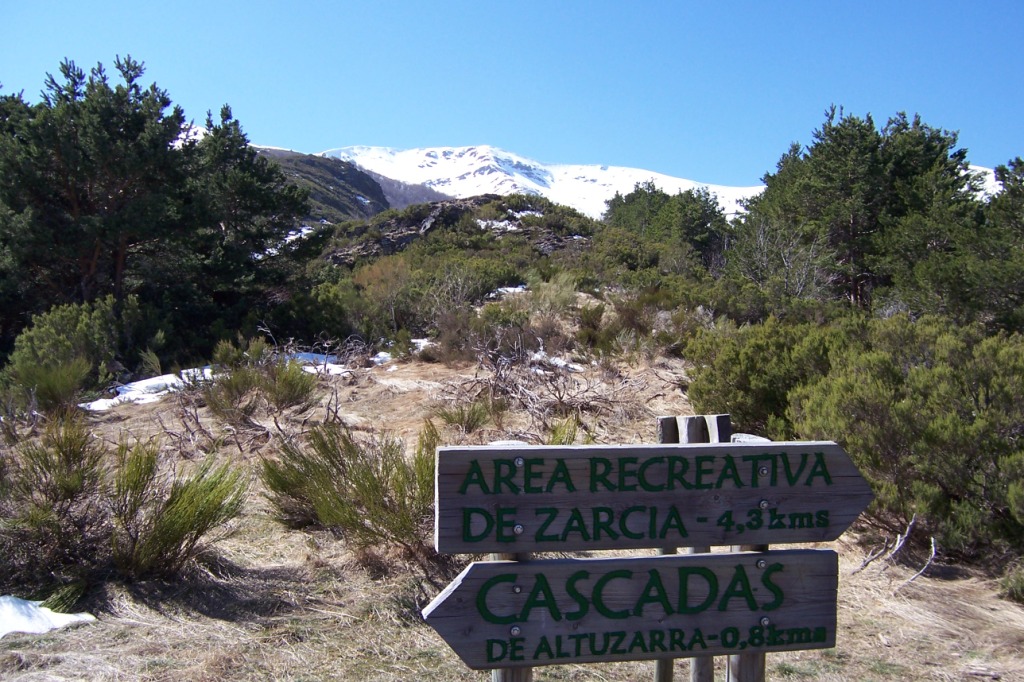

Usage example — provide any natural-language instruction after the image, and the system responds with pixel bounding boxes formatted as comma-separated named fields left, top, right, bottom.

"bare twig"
left=852, top=538, right=894, bottom=575
left=882, top=514, right=917, bottom=570
left=897, top=536, right=937, bottom=591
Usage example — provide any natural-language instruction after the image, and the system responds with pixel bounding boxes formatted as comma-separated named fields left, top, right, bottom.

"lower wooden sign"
left=422, top=549, right=837, bottom=669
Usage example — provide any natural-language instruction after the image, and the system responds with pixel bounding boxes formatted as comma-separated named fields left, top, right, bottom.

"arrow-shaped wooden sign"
left=423, top=549, right=838, bottom=669
left=434, top=441, right=873, bottom=554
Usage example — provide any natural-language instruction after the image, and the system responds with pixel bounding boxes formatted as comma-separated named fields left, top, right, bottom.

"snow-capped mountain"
left=318, top=145, right=765, bottom=219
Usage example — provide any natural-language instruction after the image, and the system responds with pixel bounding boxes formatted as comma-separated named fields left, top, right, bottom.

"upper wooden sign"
left=434, top=441, right=873, bottom=554
left=422, top=549, right=838, bottom=669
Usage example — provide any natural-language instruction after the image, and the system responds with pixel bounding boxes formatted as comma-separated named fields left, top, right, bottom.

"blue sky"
left=2, top=1, right=1021, bottom=186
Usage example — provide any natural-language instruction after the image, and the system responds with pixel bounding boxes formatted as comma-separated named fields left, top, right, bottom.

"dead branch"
left=851, top=538, right=894, bottom=575
left=882, top=514, right=917, bottom=570
left=896, top=536, right=937, bottom=591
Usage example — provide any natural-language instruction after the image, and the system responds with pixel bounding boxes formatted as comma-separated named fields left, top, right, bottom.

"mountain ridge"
left=318, top=144, right=765, bottom=219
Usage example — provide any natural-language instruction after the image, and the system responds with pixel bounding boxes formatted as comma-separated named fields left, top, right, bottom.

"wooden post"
left=491, top=551, right=533, bottom=682
left=655, top=415, right=730, bottom=682
left=727, top=543, right=768, bottom=682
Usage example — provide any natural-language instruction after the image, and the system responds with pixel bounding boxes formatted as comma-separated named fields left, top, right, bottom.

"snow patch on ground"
left=0, top=596, right=96, bottom=638
left=81, top=368, right=215, bottom=411
left=80, top=346, right=442, bottom=412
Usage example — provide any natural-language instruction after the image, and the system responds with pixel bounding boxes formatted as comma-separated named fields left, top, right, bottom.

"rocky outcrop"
left=325, top=195, right=591, bottom=267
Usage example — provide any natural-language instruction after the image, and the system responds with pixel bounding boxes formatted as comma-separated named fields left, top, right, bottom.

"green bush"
left=261, top=420, right=441, bottom=584
left=262, top=360, right=318, bottom=412
left=111, top=444, right=249, bottom=580
left=11, top=357, right=92, bottom=415
left=999, top=563, right=1024, bottom=605
left=685, top=316, right=854, bottom=438
left=790, top=314, right=1024, bottom=556
left=434, top=400, right=490, bottom=435
left=1, top=415, right=249, bottom=593
left=203, top=366, right=262, bottom=425
left=0, top=417, right=107, bottom=589
left=203, top=337, right=319, bottom=424
left=5, top=295, right=138, bottom=393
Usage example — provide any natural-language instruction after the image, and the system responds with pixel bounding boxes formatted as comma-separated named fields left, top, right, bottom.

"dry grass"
left=3, top=357, right=1024, bottom=681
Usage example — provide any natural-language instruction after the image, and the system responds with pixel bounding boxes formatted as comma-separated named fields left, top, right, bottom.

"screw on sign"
left=422, top=549, right=838, bottom=669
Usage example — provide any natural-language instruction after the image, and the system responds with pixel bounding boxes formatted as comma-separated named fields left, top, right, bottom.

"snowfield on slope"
left=319, top=145, right=765, bottom=218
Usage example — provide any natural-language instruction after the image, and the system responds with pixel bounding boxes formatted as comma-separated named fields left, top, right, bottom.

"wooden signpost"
left=423, top=549, right=838, bottom=670
left=423, top=433, right=874, bottom=680
left=434, top=442, right=873, bottom=554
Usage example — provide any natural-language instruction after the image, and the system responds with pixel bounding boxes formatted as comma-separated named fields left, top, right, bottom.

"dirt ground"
left=3, top=357, right=1024, bottom=681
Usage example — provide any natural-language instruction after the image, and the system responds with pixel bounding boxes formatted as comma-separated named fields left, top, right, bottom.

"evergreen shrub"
left=1000, top=563, right=1024, bottom=605
left=112, top=443, right=249, bottom=580
left=0, top=415, right=249, bottom=593
left=685, top=316, right=850, bottom=438
left=3, top=296, right=140, bottom=413
left=0, top=417, right=107, bottom=589
left=261, top=421, right=441, bottom=582
left=790, top=315, right=1024, bottom=556
left=434, top=400, right=490, bottom=435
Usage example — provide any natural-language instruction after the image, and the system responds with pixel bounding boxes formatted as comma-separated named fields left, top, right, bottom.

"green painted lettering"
left=806, top=452, right=833, bottom=485
left=760, top=563, right=785, bottom=611
left=521, top=574, right=561, bottom=621
left=609, top=631, right=627, bottom=654
left=633, top=569, right=673, bottom=616
left=649, top=629, right=667, bottom=652
left=477, top=574, right=517, bottom=623
left=715, top=455, right=744, bottom=488
left=658, top=505, right=688, bottom=539
left=628, top=630, right=649, bottom=653
left=789, top=512, right=814, bottom=529
left=561, top=508, right=591, bottom=541
left=592, top=507, right=619, bottom=540
left=495, top=507, right=517, bottom=542
left=590, top=457, right=615, bottom=492
left=546, top=459, right=576, bottom=493
left=462, top=507, right=494, bottom=542
left=669, top=628, right=687, bottom=652
left=535, top=507, right=559, bottom=542
left=617, top=456, right=639, bottom=492
left=565, top=570, right=590, bottom=621
left=638, top=456, right=666, bottom=492
left=459, top=460, right=489, bottom=494
left=742, top=453, right=776, bottom=488
left=785, top=627, right=813, bottom=645
left=677, top=567, right=718, bottom=614
left=486, top=639, right=507, bottom=662
left=694, top=455, right=716, bottom=489
left=718, top=565, right=758, bottom=611
left=494, top=459, right=519, bottom=494
left=522, top=458, right=545, bottom=493
left=533, top=635, right=554, bottom=660
left=568, top=633, right=587, bottom=656
left=781, top=452, right=808, bottom=486
left=667, top=456, right=692, bottom=490
left=619, top=506, right=646, bottom=540
left=594, top=570, right=633, bottom=619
